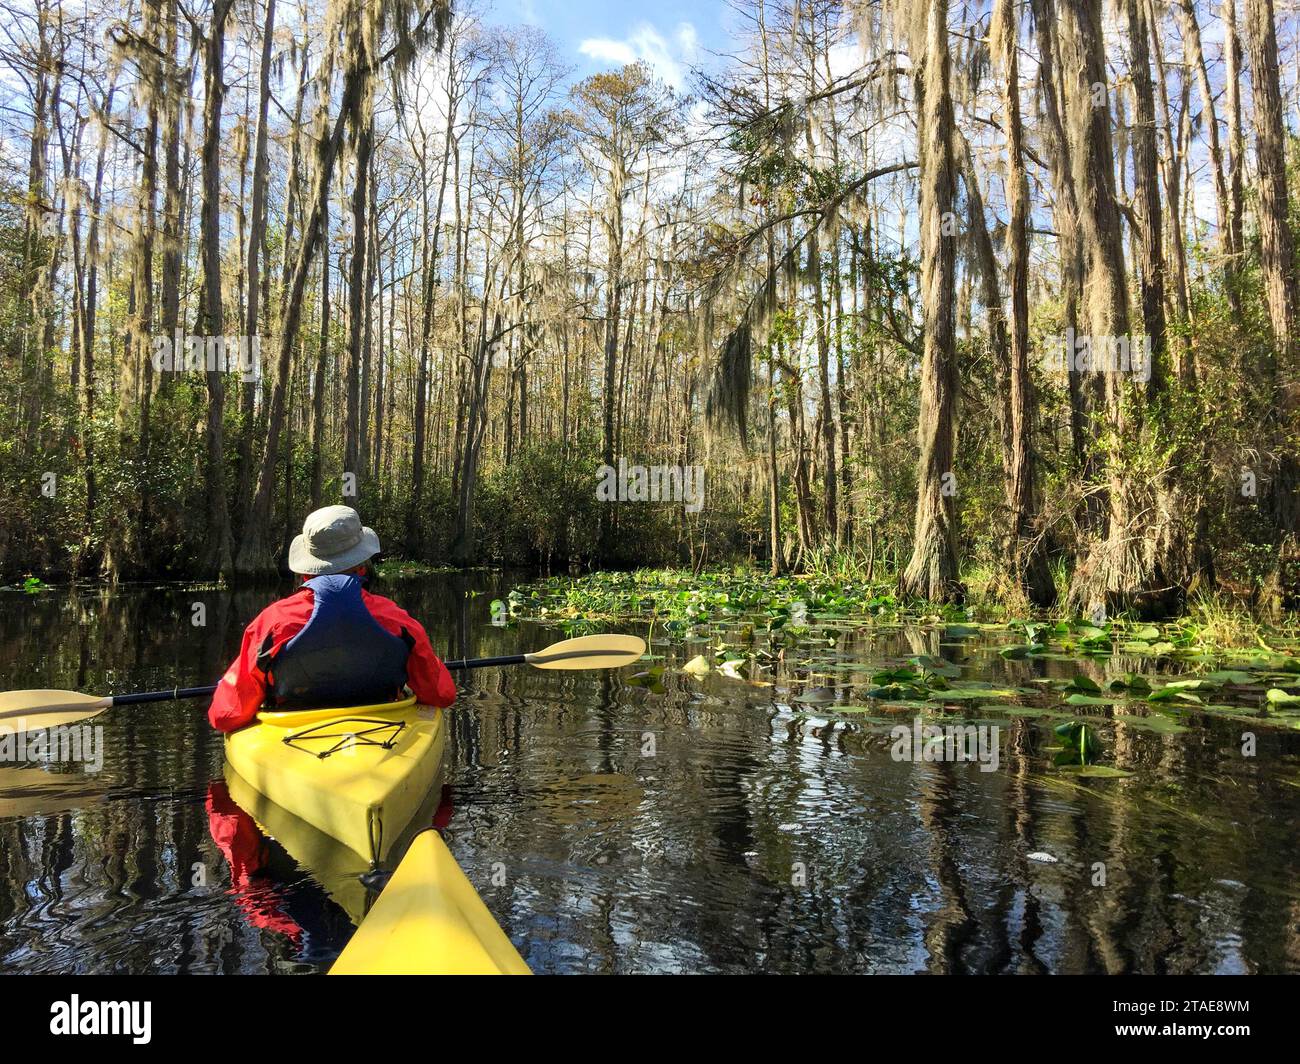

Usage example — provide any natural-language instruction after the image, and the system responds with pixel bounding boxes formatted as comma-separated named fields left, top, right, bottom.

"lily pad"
left=1115, top=712, right=1191, bottom=734
left=999, top=643, right=1046, bottom=659
left=1064, top=692, right=1124, bottom=706
left=871, top=666, right=922, bottom=684
left=1146, top=686, right=1202, bottom=704
left=910, top=655, right=962, bottom=678
left=1204, top=670, right=1259, bottom=685
left=927, top=686, right=1022, bottom=701
left=794, top=687, right=839, bottom=704
left=1109, top=673, right=1152, bottom=693
left=863, top=683, right=928, bottom=701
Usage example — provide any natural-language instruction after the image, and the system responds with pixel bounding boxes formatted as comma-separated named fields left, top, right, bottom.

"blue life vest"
left=268, top=574, right=411, bottom=709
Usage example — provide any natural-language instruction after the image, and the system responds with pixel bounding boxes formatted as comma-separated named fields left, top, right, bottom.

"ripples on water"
left=1, top=574, right=1298, bottom=973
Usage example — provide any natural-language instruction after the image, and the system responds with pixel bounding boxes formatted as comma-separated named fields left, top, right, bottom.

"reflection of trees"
left=915, top=762, right=975, bottom=972
left=0, top=584, right=319, bottom=972
left=998, top=720, right=1046, bottom=973
left=2, top=577, right=1298, bottom=974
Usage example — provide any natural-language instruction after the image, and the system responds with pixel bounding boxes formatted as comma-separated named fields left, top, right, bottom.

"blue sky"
left=497, top=0, right=733, bottom=90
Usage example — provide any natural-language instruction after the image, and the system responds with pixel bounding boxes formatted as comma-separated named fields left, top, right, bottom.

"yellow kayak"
left=223, top=694, right=529, bottom=974
left=224, top=694, right=446, bottom=866
left=330, top=828, right=531, bottom=975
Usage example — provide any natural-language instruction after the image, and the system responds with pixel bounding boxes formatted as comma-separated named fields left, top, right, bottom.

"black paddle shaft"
left=114, top=685, right=218, bottom=706
left=106, top=654, right=524, bottom=706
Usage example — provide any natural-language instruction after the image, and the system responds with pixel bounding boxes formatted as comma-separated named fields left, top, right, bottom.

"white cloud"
left=578, top=21, right=699, bottom=90
left=579, top=38, right=639, bottom=66
left=675, top=23, right=699, bottom=59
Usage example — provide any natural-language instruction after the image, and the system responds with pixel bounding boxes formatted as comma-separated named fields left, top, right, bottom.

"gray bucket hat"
left=287, top=505, right=381, bottom=576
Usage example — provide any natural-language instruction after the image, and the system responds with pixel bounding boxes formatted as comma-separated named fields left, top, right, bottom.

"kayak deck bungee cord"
left=223, top=694, right=446, bottom=868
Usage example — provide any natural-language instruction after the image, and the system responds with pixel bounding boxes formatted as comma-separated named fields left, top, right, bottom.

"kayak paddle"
left=444, top=633, right=646, bottom=670
left=0, top=633, right=647, bottom=731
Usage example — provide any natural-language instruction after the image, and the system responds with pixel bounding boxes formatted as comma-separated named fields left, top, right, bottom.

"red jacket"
left=208, top=585, right=457, bottom=732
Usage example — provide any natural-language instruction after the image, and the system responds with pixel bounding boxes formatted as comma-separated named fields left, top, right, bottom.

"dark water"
left=2, top=573, right=1298, bottom=974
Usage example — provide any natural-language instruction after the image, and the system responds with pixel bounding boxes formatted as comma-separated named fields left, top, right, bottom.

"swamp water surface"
left=1, top=572, right=1298, bottom=974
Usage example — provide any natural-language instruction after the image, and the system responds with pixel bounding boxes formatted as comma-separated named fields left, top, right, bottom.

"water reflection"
left=1, top=574, right=1298, bottom=973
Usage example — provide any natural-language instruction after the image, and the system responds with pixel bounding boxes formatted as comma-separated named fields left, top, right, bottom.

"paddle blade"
left=0, top=690, right=112, bottom=729
left=525, top=634, right=647, bottom=670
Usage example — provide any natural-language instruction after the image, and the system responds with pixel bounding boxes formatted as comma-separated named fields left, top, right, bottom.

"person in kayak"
left=208, top=505, right=456, bottom=732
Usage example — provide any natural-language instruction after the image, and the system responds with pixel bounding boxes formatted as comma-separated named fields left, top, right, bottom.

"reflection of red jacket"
left=205, top=781, right=303, bottom=944
left=208, top=585, right=457, bottom=733
left=207, top=780, right=458, bottom=950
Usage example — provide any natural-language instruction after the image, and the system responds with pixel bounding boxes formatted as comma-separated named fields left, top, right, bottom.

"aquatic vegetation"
left=1114, top=712, right=1190, bottom=735
left=1052, top=721, right=1102, bottom=766
left=509, top=567, right=1300, bottom=753
left=375, top=560, right=461, bottom=580
left=507, top=568, right=901, bottom=627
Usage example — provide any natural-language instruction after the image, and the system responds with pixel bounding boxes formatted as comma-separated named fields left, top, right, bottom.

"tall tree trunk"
left=806, top=228, right=838, bottom=546
left=280, top=5, right=309, bottom=309
left=1063, top=0, right=1177, bottom=616
left=1144, top=0, right=1191, bottom=377
left=158, top=0, right=185, bottom=345
left=1243, top=0, right=1300, bottom=598
left=236, top=0, right=276, bottom=528
left=766, top=232, right=783, bottom=575
left=77, top=79, right=116, bottom=550
left=993, top=0, right=1055, bottom=605
left=360, top=162, right=378, bottom=474
left=1030, top=0, right=1093, bottom=521
left=1175, top=0, right=1232, bottom=307
left=310, top=197, right=330, bottom=509
left=1153, top=0, right=1214, bottom=587
left=600, top=206, right=623, bottom=562
left=899, top=0, right=960, bottom=603
left=1222, top=0, right=1247, bottom=319
left=1061, top=0, right=1130, bottom=612
left=1126, top=0, right=1167, bottom=374
left=17, top=0, right=51, bottom=425
left=343, top=14, right=375, bottom=483
left=199, top=0, right=234, bottom=580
